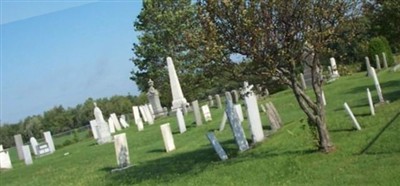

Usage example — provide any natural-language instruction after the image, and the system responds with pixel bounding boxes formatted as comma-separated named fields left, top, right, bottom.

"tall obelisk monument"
left=167, top=57, right=187, bottom=111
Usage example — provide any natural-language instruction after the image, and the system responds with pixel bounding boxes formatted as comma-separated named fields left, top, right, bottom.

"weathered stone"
left=138, top=105, right=148, bottom=123
left=370, top=67, right=385, bottom=103
left=167, top=57, right=188, bottom=111
left=234, top=104, right=244, bottom=122
left=219, top=112, right=227, bottom=132
left=22, top=145, right=32, bottom=165
left=176, top=108, right=187, bottom=133
left=225, top=96, right=249, bottom=152
left=192, top=100, right=203, bottom=126
left=367, top=88, right=375, bottom=116
left=0, top=146, right=12, bottom=169
left=147, top=79, right=166, bottom=117
left=232, top=90, right=239, bottom=104
left=114, top=133, right=130, bottom=168
left=330, top=57, right=340, bottom=78
left=375, top=54, right=381, bottom=70
left=108, top=117, right=116, bottom=134
left=111, top=113, right=122, bottom=131
left=322, top=91, right=327, bottom=106
left=132, top=106, right=144, bottom=131
left=206, top=132, right=228, bottom=161
left=208, top=95, right=214, bottom=107
left=94, top=103, right=112, bottom=144
left=119, top=115, right=130, bottom=128
left=241, top=82, right=264, bottom=143
left=201, top=105, right=212, bottom=122
left=215, top=94, right=222, bottom=109
left=382, top=52, right=388, bottom=69
left=14, top=134, right=24, bottom=160
left=30, top=137, right=39, bottom=155
left=344, top=102, right=361, bottom=130
left=144, top=105, right=154, bottom=125
left=43, top=131, right=55, bottom=153
left=160, top=123, right=176, bottom=152
left=90, top=120, right=99, bottom=139
left=365, top=56, right=372, bottom=76
left=300, top=73, right=307, bottom=90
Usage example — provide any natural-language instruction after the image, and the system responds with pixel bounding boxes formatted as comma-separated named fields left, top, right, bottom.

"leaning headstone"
left=367, top=88, right=375, bottom=116
left=192, top=100, right=203, bottom=126
left=160, top=123, right=176, bottom=152
left=225, top=96, right=249, bottom=152
left=119, top=115, right=130, bottom=128
left=321, top=91, right=327, bottom=106
left=43, top=131, right=55, bottom=153
left=111, top=113, right=122, bottom=131
left=215, top=94, right=222, bottom=109
left=93, top=102, right=112, bottom=144
left=219, top=112, right=228, bottom=131
left=266, top=102, right=283, bottom=128
left=232, top=90, right=239, bottom=104
left=234, top=104, right=244, bottom=122
left=108, top=117, right=116, bottom=134
left=365, top=56, right=372, bottom=76
left=132, top=106, right=144, bottom=131
left=113, top=133, right=131, bottom=170
left=22, top=145, right=32, bottom=165
left=241, top=81, right=264, bottom=143
left=176, top=108, right=187, bottom=134
left=370, top=67, right=385, bottom=103
left=260, top=104, right=267, bottom=113
left=300, top=73, right=307, bottom=90
left=382, top=52, right=388, bottom=69
left=30, top=137, right=39, bottom=155
left=167, top=57, right=188, bottom=112
left=344, top=102, right=361, bottom=130
left=144, top=105, right=154, bottom=125
left=138, top=105, right=148, bottom=123
left=375, top=54, right=381, bottom=70
left=206, top=132, right=228, bottom=161
left=330, top=57, right=340, bottom=78
left=90, top=120, right=99, bottom=139
left=0, top=146, right=12, bottom=169
left=208, top=95, right=214, bottom=107
left=14, top=134, right=24, bottom=160
left=201, top=105, right=212, bottom=122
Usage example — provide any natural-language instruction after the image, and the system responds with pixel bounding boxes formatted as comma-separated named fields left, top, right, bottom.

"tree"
left=199, top=0, right=363, bottom=153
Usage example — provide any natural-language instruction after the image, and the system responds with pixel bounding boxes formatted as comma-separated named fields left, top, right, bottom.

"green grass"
left=1, top=70, right=399, bottom=185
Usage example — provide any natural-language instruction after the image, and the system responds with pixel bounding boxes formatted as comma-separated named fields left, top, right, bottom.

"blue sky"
left=1, top=0, right=143, bottom=123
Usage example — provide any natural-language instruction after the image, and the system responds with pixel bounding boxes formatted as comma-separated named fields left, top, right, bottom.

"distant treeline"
left=0, top=94, right=148, bottom=148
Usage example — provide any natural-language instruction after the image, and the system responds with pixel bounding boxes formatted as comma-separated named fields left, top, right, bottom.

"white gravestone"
left=22, top=145, right=33, bottom=165
left=365, top=56, right=372, bottom=76
left=242, top=82, right=264, bottom=143
left=215, top=94, right=222, bottom=109
left=344, top=102, right=361, bottom=130
left=138, top=105, right=148, bottom=123
left=144, top=105, right=154, bottom=125
left=90, top=120, right=99, bottom=139
left=192, top=100, right=203, bottom=126
left=201, top=105, right=212, bottom=122
left=0, top=146, right=12, bottom=169
left=367, top=88, right=375, bottom=116
left=370, top=67, right=385, bottom=103
left=119, top=115, right=130, bottom=128
left=94, top=103, right=112, bottom=144
left=160, top=123, right=176, bottom=152
left=234, top=104, right=244, bottom=122
left=114, top=133, right=130, bottom=168
left=108, top=117, right=116, bottom=134
left=132, top=106, right=144, bottom=131
left=43, top=131, right=55, bottom=153
left=176, top=108, right=187, bottom=134
left=167, top=57, right=188, bottom=111
left=111, top=113, right=122, bottom=131
left=330, top=57, right=340, bottom=77
left=232, top=90, right=240, bottom=104
left=206, top=132, right=228, bottom=161
left=382, top=52, right=388, bottom=69
left=208, top=95, right=214, bottom=107
left=300, top=73, right=307, bottom=90
left=14, top=134, right=24, bottom=160
left=260, top=104, right=267, bottom=113
left=219, top=112, right=228, bottom=132
left=321, top=91, right=327, bottom=106
left=30, top=137, right=39, bottom=155
left=375, top=54, right=381, bottom=70
left=147, top=104, right=154, bottom=117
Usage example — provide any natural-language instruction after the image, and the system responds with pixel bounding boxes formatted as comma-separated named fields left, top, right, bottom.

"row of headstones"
left=0, top=132, right=56, bottom=169
left=90, top=110, right=132, bottom=145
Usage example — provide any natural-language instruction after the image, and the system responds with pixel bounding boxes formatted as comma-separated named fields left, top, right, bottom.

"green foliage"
left=368, top=36, right=395, bottom=68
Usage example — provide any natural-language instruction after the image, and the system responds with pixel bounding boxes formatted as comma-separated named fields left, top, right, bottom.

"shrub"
left=367, top=36, right=395, bottom=69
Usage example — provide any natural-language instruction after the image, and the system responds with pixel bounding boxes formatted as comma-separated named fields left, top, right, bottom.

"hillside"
left=1, top=70, right=399, bottom=185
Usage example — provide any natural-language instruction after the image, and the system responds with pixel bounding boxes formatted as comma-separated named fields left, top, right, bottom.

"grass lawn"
left=1, top=69, right=399, bottom=185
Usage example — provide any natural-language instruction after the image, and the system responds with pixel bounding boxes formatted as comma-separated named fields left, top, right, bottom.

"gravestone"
left=30, top=137, right=39, bottom=155
left=147, top=79, right=166, bottom=117
left=138, top=106, right=148, bottom=123
left=160, top=123, right=176, bottom=152
left=176, top=108, right=187, bottom=134
left=201, top=105, right=212, bottom=122
left=108, top=117, right=116, bottom=134
left=215, top=94, right=222, bottom=109
left=327, top=66, right=333, bottom=76
left=365, top=56, right=372, bottom=76
left=370, top=67, right=385, bottom=103
left=36, top=143, right=51, bottom=156
left=367, top=88, right=375, bottom=116
left=132, top=106, right=144, bottom=131
left=93, top=102, right=112, bottom=144
left=206, top=132, right=228, bottom=161
left=14, top=134, right=24, bottom=160
left=303, top=65, right=313, bottom=87
left=144, top=105, right=154, bottom=125
left=22, top=145, right=32, bottom=165
left=219, top=113, right=228, bottom=131
left=260, top=104, right=267, bottom=113
left=192, top=100, right=203, bottom=126
left=232, top=90, right=239, bottom=104
left=114, top=133, right=130, bottom=169
left=0, top=146, right=12, bottom=169
left=344, top=102, right=361, bottom=130
left=321, top=91, right=327, bottom=106
left=208, top=95, right=214, bottom=107
left=241, top=81, right=264, bottom=143
left=265, top=102, right=283, bottom=128
left=382, top=52, right=388, bottom=69
left=234, top=104, right=244, bottom=122
left=375, top=54, right=381, bottom=70
left=330, top=57, right=340, bottom=78
left=147, top=104, right=154, bottom=116
left=119, top=115, right=130, bottom=128
left=111, top=113, right=122, bottom=131
left=167, top=57, right=188, bottom=111
left=181, top=103, right=188, bottom=115
left=300, top=73, right=307, bottom=90
left=43, top=131, right=55, bottom=153
left=225, top=96, right=249, bottom=152
left=90, top=120, right=99, bottom=139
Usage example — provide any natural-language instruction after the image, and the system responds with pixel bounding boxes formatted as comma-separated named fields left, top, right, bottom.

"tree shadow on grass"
left=103, top=139, right=238, bottom=185
left=359, top=112, right=400, bottom=155
left=329, top=128, right=356, bottom=133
